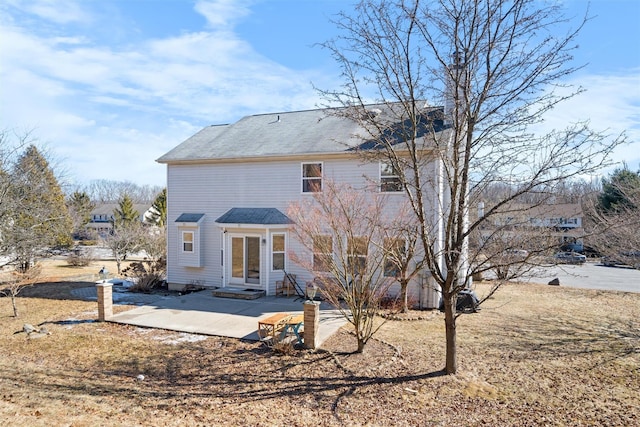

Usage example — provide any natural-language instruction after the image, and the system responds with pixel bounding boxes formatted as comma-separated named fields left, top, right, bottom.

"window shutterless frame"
left=380, top=161, right=402, bottom=192
left=182, top=230, right=194, bottom=253
left=302, top=162, right=323, bottom=193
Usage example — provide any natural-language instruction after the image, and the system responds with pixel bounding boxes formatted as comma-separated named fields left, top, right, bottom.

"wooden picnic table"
left=257, top=313, right=291, bottom=341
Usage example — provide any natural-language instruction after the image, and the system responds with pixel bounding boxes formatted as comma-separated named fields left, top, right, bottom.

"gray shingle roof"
left=215, top=208, right=292, bottom=225
left=175, top=213, right=205, bottom=223
left=156, top=105, right=445, bottom=163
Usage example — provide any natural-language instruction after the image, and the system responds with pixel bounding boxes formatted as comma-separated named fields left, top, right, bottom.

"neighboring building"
left=86, top=203, right=152, bottom=237
left=480, top=202, right=584, bottom=252
left=529, top=203, right=584, bottom=252
left=157, top=105, right=451, bottom=309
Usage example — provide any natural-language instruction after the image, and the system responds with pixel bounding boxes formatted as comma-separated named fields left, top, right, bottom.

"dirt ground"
left=0, top=264, right=638, bottom=426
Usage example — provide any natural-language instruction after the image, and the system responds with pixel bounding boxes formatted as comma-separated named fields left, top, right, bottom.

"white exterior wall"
left=165, top=156, right=442, bottom=307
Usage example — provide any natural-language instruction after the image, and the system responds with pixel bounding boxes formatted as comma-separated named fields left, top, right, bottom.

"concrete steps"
left=211, top=288, right=265, bottom=300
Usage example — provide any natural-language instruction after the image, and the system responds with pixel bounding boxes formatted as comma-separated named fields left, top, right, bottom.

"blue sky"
left=0, top=0, right=638, bottom=187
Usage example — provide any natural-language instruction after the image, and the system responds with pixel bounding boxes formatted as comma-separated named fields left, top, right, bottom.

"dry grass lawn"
left=0, top=264, right=638, bottom=426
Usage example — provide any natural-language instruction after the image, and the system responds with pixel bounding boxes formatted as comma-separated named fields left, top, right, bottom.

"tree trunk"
left=400, top=281, right=409, bottom=313
left=444, top=293, right=457, bottom=374
left=11, top=294, right=18, bottom=317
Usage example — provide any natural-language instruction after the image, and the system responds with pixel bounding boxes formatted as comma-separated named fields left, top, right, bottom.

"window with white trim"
left=380, top=161, right=402, bottom=192
left=182, top=231, right=194, bottom=253
left=302, top=162, right=323, bottom=193
left=347, top=236, right=368, bottom=275
left=272, top=233, right=285, bottom=271
left=383, top=237, right=406, bottom=277
left=313, top=234, right=333, bottom=272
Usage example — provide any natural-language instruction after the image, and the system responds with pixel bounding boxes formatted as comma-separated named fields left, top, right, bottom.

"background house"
left=157, top=106, right=449, bottom=309
left=478, top=202, right=585, bottom=253
left=86, top=203, right=152, bottom=238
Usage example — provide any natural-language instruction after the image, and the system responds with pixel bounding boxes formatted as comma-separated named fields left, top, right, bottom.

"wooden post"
left=303, top=301, right=320, bottom=349
left=96, top=282, right=113, bottom=321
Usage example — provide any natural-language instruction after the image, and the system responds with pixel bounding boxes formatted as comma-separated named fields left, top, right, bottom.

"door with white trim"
left=229, top=234, right=261, bottom=286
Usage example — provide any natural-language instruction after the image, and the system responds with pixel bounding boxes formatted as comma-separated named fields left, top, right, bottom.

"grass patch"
left=0, top=281, right=638, bottom=426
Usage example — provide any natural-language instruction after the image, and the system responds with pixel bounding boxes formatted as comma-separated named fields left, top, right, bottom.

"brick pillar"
left=303, top=301, right=320, bottom=349
left=96, top=282, right=113, bottom=321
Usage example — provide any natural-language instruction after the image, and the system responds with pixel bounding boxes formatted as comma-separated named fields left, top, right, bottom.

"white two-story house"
left=157, top=105, right=449, bottom=309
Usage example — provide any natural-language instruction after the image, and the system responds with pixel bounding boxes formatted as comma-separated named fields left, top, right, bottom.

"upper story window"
left=182, top=231, right=194, bottom=253
left=302, top=162, right=323, bottom=193
left=380, top=161, right=402, bottom=192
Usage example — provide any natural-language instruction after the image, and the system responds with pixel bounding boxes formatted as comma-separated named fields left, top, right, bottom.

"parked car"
left=601, top=251, right=640, bottom=269
left=553, top=251, right=586, bottom=264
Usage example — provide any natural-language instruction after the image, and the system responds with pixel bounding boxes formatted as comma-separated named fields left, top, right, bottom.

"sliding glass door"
left=230, top=235, right=261, bottom=286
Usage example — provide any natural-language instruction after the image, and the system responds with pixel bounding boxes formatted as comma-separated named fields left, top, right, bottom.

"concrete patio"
left=77, top=286, right=346, bottom=346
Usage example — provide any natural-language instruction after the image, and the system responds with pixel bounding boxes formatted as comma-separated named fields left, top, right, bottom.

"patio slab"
left=105, top=290, right=346, bottom=345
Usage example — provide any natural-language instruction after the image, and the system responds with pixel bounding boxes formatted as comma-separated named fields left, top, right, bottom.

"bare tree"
left=380, top=207, right=423, bottom=313
left=287, top=181, right=399, bottom=353
left=320, top=0, right=623, bottom=373
left=1, top=264, right=41, bottom=317
left=104, top=222, right=143, bottom=275
left=72, top=180, right=163, bottom=204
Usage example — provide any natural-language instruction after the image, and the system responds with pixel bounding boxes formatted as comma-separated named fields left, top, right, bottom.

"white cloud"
left=4, top=0, right=91, bottom=24
left=0, top=0, right=329, bottom=186
left=539, top=71, right=640, bottom=171
left=194, top=0, right=253, bottom=30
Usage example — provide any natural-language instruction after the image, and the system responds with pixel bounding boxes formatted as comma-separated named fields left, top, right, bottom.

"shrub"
left=66, top=249, right=94, bottom=267
left=123, top=258, right=166, bottom=293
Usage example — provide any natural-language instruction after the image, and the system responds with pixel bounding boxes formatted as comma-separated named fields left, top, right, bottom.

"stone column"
left=96, top=282, right=113, bottom=321
left=303, top=301, right=320, bottom=349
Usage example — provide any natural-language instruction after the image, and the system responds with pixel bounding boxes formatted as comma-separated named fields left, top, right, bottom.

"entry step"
left=212, top=288, right=265, bottom=300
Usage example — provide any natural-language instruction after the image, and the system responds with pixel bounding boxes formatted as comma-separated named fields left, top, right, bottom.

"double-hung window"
left=272, top=234, right=285, bottom=271
left=313, top=235, right=333, bottom=272
left=302, top=162, right=323, bottom=193
left=380, top=161, right=402, bottom=192
left=182, top=231, right=194, bottom=253
left=383, top=237, right=406, bottom=277
left=347, top=236, right=368, bottom=276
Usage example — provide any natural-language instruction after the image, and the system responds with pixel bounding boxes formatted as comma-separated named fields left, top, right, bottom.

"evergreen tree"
left=3, top=145, right=73, bottom=270
left=147, top=188, right=167, bottom=227
left=112, top=195, right=139, bottom=229
left=67, top=191, right=95, bottom=238
left=598, top=167, right=640, bottom=213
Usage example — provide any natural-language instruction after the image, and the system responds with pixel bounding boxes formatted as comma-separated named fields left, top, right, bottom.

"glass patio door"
left=230, top=235, right=261, bottom=286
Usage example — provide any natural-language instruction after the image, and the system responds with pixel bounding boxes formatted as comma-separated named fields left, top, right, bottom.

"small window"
left=380, top=161, right=402, bottom=192
left=347, top=236, right=368, bottom=275
left=313, top=234, right=333, bottom=272
left=182, top=231, right=194, bottom=253
left=272, top=234, right=285, bottom=271
left=302, top=162, right=323, bottom=193
left=384, top=237, right=406, bottom=277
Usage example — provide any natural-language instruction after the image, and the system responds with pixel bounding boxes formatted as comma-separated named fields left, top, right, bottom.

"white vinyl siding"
left=165, top=157, right=432, bottom=294
left=176, top=225, right=201, bottom=268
